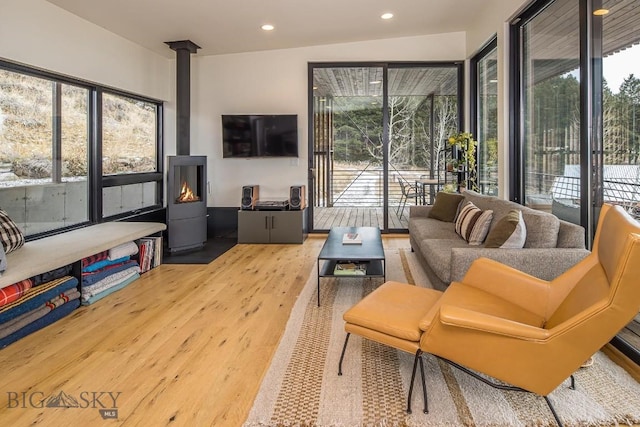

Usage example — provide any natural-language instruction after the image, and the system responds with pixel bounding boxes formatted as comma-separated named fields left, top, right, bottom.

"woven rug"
left=244, top=248, right=640, bottom=427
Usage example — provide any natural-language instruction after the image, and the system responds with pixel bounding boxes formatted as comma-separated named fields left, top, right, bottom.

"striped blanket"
left=0, top=297, right=80, bottom=348
left=1, top=279, right=33, bottom=308
left=0, top=276, right=78, bottom=325
left=0, top=289, right=80, bottom=339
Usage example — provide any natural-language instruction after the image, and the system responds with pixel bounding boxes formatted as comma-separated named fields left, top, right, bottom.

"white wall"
left=0, top=0, right=171, bottom=100
left=463, top=0, right=531, bottom=199
left=192, top=33, right=466, bottom=206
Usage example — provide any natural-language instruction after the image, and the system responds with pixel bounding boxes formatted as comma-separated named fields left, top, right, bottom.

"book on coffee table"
left=342, top=233, right=362, bottom=244
left=334, top=262, right=367, bottom=275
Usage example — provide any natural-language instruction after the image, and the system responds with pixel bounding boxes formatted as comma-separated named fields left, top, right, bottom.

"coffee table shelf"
left=318, top=260, right=385, bottom=278
left=317, top=227, right=386, bottom=306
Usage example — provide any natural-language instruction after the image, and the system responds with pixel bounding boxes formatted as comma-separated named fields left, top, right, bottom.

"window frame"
left=509, top=0, right=640, bottom=365
left=0, top=58, right=164, bottom=236
left=470, top=36, right=498, bottom=196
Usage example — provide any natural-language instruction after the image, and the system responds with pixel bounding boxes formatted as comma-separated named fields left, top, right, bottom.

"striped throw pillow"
left=0, top=209, right=25, bottom=253
left=455, top=201, right=493, bottom=245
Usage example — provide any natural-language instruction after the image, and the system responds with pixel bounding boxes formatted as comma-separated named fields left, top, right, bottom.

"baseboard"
left=603, top=343, right=640, bottom=382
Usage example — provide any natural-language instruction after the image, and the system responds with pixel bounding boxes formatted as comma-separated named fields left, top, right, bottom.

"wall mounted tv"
left=222, top=114, right=298, bottom=158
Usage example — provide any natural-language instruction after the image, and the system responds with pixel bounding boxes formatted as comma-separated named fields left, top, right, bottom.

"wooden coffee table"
left=317, top=226, right=386, bottom=306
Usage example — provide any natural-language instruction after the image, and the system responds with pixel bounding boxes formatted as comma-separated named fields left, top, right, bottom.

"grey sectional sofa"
left=408, top=190, right=590, bottom=291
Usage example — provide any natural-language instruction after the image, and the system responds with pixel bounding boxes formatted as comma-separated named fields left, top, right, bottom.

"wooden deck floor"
left=312, top=206, right=410, bottom=230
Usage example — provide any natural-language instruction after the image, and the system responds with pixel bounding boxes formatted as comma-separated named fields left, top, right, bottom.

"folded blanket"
left=82, top=256, right=130, bottom=273
left=81, top=273, right=140, bottom=306
left=1, top=279, right=33, bottom=308
left=81, top=267, right=139, bottom=300
left=0, top=276, right=78, bottom=325
left=0, top=298, right=80, bottom=349
left=30, top=264, right=73, bottom=287
left=81, top=260, right=139, bottom=287
left=108, top=241, right=138, bottom=260
left=0, top=289, right=80, bottom=339
left=81, top=251, right=108, bottom=269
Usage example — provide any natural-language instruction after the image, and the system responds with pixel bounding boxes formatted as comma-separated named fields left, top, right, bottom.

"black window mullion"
left=89, top=89, right=103, bottom=222
left=52, top=82, right=62, bottom=183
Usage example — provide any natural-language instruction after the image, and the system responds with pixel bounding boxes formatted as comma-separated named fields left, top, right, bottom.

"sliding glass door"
left=511, top=0, right=640, bottom=364
left=308, top=63, right=462, bottom=232
left=310, top=66, right=385, bottom=230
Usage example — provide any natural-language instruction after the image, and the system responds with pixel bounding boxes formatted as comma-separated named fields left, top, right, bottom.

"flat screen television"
left=222, top=114, right=298, bottom=158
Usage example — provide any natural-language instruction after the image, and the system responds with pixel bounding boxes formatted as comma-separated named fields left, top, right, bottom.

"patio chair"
left=396, top=176, right=419, bottom=219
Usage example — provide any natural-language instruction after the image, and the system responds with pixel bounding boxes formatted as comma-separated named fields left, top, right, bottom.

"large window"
left=471, top=38, right=499, bottom=196
left=102, top=92, right=161, bottom=218
left=511, top=0, right=640, bottom=363
left=0, top=69, right=90, bottom=235
left=0, top=61, right=163, bottom=237
left=599, top=0, right=640, bottom=364
left=520, top=0, right=582, bottom=221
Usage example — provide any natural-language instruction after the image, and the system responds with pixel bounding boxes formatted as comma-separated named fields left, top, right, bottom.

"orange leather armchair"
left=419, top=204, right=640, bottom=425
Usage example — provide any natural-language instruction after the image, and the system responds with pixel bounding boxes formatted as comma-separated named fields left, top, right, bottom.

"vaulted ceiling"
left=44, top=0, right=508, bottom=57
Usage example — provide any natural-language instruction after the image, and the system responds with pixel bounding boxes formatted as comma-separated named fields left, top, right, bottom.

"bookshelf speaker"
left=241, top=185, right=259, bottom=210
left=289, top=185, right=306, bottom=210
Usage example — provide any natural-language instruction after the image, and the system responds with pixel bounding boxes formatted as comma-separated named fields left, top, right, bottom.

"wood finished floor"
left=1, top=235, right=638, bottom=426
left=0, top=235, right=408, bottom=427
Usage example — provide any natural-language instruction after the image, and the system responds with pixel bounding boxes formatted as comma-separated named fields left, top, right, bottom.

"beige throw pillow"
left=485, top=209, right=527, bottom=249
left=455, top=201, right=493, bottom=245
left=428, top=192, right=465, bottom=222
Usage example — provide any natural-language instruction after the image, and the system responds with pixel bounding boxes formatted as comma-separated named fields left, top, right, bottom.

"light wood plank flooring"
left=1, top=235, right=638, bottom=426
left=0, top=235, right=408, bottom=426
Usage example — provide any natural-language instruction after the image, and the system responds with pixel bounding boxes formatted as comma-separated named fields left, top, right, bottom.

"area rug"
left=243, top=248, right=640, bottom=427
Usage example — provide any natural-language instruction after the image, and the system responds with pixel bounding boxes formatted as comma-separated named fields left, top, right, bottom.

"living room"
left=1, top=0, right=640, bottom=426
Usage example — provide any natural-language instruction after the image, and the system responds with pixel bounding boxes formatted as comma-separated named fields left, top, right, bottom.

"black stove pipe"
left=165, top=40, right=200, bottom=156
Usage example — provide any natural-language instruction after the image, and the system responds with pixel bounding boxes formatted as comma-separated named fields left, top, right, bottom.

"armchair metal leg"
left=338, top=333, right=350, bottom=376
left=544, top=396, right=564, bottom=427
left=569, top=374, right=575, bottom=390
left=407, top=350, right=421, bottom=414
left=418, top=353, right=428, bottom=413
left=436, top=356, right=567, bottom=427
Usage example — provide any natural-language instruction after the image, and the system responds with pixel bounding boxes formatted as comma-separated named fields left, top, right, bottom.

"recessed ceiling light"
left=370, top=80, right=382, bottom=85
left=381, top=12, right=394, bottom=20
left=261, top=24, right=275, bottom=31
left=593, top=8, right=609, bottom=15
left=489, top=79, right=498, bottom=83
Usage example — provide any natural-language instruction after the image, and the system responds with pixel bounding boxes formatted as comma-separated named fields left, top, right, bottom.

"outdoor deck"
left=313, top=206, right=410, bottom=230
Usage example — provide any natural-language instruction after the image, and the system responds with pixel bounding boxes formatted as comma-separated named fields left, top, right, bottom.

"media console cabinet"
left=237, top=208, right=307, bottom=244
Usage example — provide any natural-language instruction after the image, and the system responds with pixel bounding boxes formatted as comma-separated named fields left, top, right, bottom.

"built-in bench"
left=0, top=221, right=167, bottom=288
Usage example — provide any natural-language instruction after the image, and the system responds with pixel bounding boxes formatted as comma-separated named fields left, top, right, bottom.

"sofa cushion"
left=409, top=217, right=459, bottom=242
left=419, top=238, right=471, bottom=284
left=455, top=201, right=493, bottom=245
left=428, top=192, right=465, bottom=222
left=485, top=209, right=527, bottom=248
left=522, top=211, right=560, bottom=248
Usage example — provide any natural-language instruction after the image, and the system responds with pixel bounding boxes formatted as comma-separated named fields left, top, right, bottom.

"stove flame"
left=177, top=181, right=200, bottom=203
